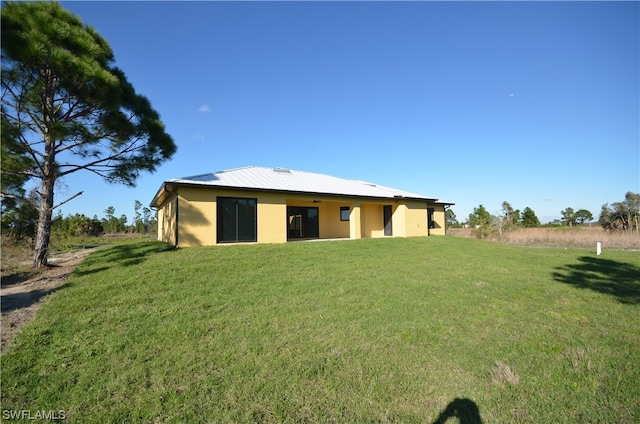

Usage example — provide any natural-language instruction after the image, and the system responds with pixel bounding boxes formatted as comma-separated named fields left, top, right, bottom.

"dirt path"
left=1, top=249, right=93, bottom=354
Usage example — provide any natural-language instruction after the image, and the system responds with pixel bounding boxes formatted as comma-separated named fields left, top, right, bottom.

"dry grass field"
left=450, top=226, right=640, bottom=250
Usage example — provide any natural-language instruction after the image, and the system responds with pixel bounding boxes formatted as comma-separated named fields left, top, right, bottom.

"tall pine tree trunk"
left=32, top=69, right=56, bottom=268
left=32, top=175, right=54, bottom=268
left=32, top=130, right=55, bottom=267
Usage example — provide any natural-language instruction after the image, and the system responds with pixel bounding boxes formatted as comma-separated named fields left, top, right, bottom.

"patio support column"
left=350, top=202, right=362, bottom=239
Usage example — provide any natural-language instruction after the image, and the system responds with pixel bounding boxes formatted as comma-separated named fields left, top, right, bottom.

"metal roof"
left=151, top=166, right=453, bottom=206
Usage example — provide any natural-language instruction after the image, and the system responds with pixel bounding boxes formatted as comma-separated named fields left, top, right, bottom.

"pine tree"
left=1, top=2, right=176, bottom=267
left=520, top=207, right=540, bottom=228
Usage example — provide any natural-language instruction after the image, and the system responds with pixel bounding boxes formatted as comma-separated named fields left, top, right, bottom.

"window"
left=383, top=205, right=393, bottom=236
left=217, top=197, right=257, bottom=243
left=340, top=206, right=350, bottom=221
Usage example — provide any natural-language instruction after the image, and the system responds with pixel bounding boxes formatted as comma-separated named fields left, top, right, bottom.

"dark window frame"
left=340, top=206, right=350, bottom=221
left=217, top=196, right=257, bottom=243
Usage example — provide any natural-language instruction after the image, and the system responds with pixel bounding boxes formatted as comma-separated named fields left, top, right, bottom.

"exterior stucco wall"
left=320, top=202, right=351, bottom=239
left=360, top=202, right=385, bottom=238
left=161, top=186, right=448, bottom=247
left=176, top=187, right=216, bottom=247
left=156, top=194, right=177, bottom=246
left=175, top=188, right=289, bottom=247
left=257, top=193, right=287, bottom=244
left=393, top=203, right=407, bottom=237
left=402, top=200, right=429, bottom=237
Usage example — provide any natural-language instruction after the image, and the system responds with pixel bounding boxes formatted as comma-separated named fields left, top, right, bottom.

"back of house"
left=149, top=166, right=453, bottom=247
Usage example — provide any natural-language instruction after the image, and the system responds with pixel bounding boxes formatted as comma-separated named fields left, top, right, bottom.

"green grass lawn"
left=2, top=237, right=639, bottom=423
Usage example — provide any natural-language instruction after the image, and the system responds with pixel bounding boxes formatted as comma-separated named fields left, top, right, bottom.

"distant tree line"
left=4, top=192, right=637, bottom=243
left=445, top=192, right=639, bottom=239
left=446, top=202, right=542, bottom=238
left=598, top=192, right=640, bottom=233
left=1, top=200, right=157, bottom=241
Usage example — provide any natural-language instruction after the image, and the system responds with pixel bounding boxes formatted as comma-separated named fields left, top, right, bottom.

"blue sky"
left=55, top=1, right=638, bottom=224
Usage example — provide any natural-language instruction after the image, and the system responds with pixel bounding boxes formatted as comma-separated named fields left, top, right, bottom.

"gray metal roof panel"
left=167, top=166, right=438, bottom=201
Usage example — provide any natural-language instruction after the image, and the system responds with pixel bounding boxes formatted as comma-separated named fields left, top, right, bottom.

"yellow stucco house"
left=150, top=166, right=453, bottom=247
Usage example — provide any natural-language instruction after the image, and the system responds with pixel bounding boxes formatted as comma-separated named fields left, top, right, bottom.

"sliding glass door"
left=217, top=197, right=257, bottom=243
left=287, top=206, right=319, bottom=240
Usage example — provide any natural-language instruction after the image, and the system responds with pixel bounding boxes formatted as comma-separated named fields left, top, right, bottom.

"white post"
left=596, top=241, right=602, bottom=256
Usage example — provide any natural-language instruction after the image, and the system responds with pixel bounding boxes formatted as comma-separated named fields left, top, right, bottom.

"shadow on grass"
left=432, top=398, right=483, bottom=424
left=74, top=241, right=175, bottom=277
left=552, top=256, right=640, bottom=304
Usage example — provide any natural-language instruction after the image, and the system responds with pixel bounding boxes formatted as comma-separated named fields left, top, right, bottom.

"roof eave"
left=153, top=180, right=437, bottom=203
left=149, top=183, right=165, bottom=209
left=149, top=182, right=180, bottom=209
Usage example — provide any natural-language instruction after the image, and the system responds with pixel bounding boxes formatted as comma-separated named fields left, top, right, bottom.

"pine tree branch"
left=56, top=136, right=146, bottom=178
left=51, top=191, right=83, bottom=210
left=0, top=192, right=22, bottom=201
left=0, top=167, right=41, bottom=179
left=0, top=191, right=39, bottom=209
left=2, top=77, right=48, bottom=137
